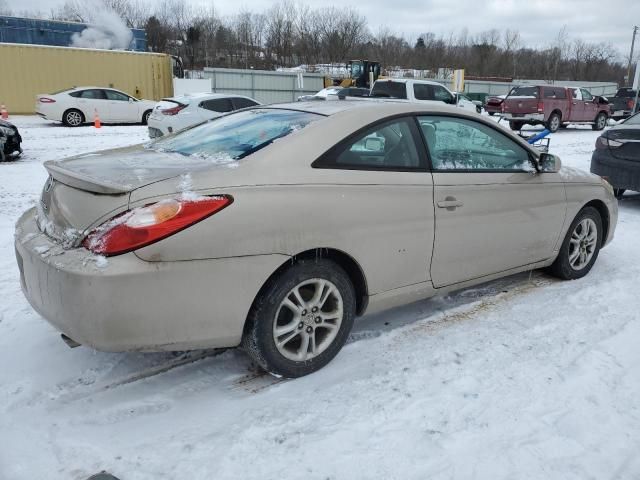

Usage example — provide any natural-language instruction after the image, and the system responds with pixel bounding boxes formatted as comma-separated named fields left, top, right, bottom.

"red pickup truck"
left=502, top=85, right=610, bottom=133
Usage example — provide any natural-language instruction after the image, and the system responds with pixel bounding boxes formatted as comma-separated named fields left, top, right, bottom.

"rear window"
left=371, top=81, right=407, bottom=99
left=150, top=109, right=322, bottom=161
left=543, top=87, right=567, bottom=99
left=510, top=86, right=538, bottom=98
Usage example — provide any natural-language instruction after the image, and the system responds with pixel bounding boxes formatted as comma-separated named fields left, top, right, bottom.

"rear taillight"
left=596, top=136, right=623, bottom=150
left=537, top=101, right=544, bottom=113
left=39, top=97, right=56, bottom=103
left=161, top=104, right=186, bottom=116
left=82, top=196, right=232, bottom=256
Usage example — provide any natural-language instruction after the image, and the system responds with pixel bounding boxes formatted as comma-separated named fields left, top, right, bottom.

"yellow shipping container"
left=0, top=43, right=173, bottom=114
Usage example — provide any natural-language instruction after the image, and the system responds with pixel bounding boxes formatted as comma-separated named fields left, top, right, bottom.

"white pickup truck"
left=369, top=78, right=480, bottom=112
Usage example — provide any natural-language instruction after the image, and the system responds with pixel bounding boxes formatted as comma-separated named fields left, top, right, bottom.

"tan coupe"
left=15, top=101, right=618, bottom=377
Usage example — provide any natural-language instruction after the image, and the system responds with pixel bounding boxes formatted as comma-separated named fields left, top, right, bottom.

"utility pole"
left=627, top=26, right=639, bottom=87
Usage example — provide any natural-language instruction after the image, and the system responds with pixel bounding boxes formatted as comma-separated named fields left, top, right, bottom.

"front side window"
left=418, top=116, right=532, bottom=171
left=151, top=109, right=321, bottom=161
left=433, top=85, right=455, bottom=104
left=325, top=118, right=421, bottom=170
left=105, top=90, right=130, bottom=101
left=581, top=89, right=593, bottom=101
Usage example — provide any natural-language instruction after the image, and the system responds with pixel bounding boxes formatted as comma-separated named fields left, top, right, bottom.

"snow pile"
left=70, top=1, right=133, bottom=50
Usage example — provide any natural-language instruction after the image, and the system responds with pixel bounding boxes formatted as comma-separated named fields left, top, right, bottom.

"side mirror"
left=364, top=136, right=385, bottom=151
left=129, top=97, right=134, bottom=103
left=538, top=153, right=562, bottom=173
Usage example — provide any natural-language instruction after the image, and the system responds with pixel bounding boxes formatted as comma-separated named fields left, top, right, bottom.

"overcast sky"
left=7, top=0, right=640, bottom=61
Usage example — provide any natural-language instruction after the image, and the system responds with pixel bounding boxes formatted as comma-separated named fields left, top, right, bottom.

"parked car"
left=502, top=85, right=610, bottom=132
left=454, top=92, right=483, bottom=113
left=36, top=87, right=157, bottom=127
left=370, top=79, right=457, bottom=105
left=591, top=111, right=640, bottom=197
left=484, top=94, right=506, bottom=115
left=15, top=102, right=617, bottom=378
left=606, top=88, right=640, bottom=121
left=0, top=118, right=22, bottom=161
left=147, top=93, right=260, bottom=138
left=297, top=87, right=369, bottom=102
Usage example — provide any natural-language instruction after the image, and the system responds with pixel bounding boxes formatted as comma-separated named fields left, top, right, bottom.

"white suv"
left=370, top=79, right=478, bottom=113
left=147, top=93, right=261, bottom=138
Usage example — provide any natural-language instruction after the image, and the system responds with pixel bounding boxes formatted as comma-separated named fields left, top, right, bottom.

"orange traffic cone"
left=0, top=104, right=8, bottom=120
left=93, top=108, right=101, bottom=128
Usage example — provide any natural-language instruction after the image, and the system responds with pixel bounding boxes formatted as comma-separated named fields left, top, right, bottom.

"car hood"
left=44, top=144, right=240, bottom=194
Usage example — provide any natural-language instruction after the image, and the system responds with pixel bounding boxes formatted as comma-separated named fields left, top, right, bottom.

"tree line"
left=5, top=0, right=628, bottom=84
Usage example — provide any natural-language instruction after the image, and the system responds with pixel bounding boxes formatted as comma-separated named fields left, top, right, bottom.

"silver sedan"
left=15, top=101, right=618, bottom=377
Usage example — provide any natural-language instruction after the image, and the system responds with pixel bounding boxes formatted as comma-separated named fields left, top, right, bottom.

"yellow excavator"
left=324, top=60, right=381, bottom=89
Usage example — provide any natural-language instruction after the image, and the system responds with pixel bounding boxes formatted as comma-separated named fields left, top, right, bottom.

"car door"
left=569, top=88, right=586, bottom=121
left=75, top=89, right=109, bottom=120
left=312, top=117, right=435, bottom=294
left=104, top=89, right=137, bottom=123
left=198, top=98, right=234, bottom=121
left=418, top=115, right=566, bottom=288
left=581, top=88, right=598, bottom=122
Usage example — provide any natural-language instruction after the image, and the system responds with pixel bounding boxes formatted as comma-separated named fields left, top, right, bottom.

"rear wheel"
left=142, top=110, right=152, bottom=125
left=592, top=112, right=607, bottom=131
left=547, top=207, right=602, bottom=280
left=63, top=109, right=84, bottom=127
left=547, top=112, right=561, bottom=133
left=509, top=121, right=524, bottom=131
left=242, top=259, right=356, bottom=378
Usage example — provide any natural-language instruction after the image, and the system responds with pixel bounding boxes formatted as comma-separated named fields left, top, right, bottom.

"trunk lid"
left=39, top=144, right=221, bottom=246
left=607, top=126, right=640, bottom=161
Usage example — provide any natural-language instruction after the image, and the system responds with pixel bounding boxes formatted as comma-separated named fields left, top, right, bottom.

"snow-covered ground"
left=1, top=117, right=639, bottom=480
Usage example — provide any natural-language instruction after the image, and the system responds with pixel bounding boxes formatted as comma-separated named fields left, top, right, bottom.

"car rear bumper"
left=148, top=126, right=164, bottom=138
left=502, top=113, right=545, bottom=122
left=15, top=207, right=289, bottom=352
left=591, top=150, right=640, bottom=191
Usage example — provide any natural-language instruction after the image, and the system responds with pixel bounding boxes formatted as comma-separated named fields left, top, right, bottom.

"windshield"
left=510, top=86, right=538, bottom=98
left=150, top=109, right=322, bottom=161
left=623, top=112, right=640, bottom=125
left=370, top=81, right=408, bottom=99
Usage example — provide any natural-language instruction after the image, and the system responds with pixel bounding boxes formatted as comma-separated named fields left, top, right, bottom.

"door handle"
left=437, top=196, right=464, bottom=210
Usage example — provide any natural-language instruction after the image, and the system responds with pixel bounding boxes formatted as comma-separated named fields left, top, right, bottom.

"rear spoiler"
left=44, top=161, right=129, bottom=195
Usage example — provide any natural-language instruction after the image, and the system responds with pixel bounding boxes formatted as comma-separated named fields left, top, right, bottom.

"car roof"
left=375, top=78, right=443, bottom=86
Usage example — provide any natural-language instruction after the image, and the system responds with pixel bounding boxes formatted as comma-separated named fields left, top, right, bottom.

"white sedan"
left=36, top=87, right=157, bottom=127
left=147, top=93, right=261, bottom=138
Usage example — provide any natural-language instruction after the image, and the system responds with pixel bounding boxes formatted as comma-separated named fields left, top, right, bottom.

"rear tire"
left=142, top=110, right=152, bottom=125
left=547, top=206, right=602, bottom=280
left=242, top=259, right=356, bottom=378
left=547, top=112, right=561, bottom=133
left=63, top=109, right=84, bottom=127
left=509, top=121, right=524, bottom=131
left=592, top=112, right=607, bottom=131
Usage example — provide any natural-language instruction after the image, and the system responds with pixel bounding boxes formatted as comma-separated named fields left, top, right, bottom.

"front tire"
left=547, top=206, right=602, bottom=280
left=63, top=109, right=84, bottom=127
left=242, top=259, right=356, bottom=378
left=142, top=110, right=152, bottom=125
left=592, top=112, right=607, bottom=131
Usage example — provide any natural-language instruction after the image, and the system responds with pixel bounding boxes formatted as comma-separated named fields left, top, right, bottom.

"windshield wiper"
left=235, top=130, right=291, bottom=160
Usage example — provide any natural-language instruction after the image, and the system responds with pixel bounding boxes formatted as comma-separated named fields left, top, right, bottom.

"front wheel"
left=592, top=112, right=607, bottom=131
left=547, top=206, right=602, bottom=280
left=242, top=259, right=356, bottom=378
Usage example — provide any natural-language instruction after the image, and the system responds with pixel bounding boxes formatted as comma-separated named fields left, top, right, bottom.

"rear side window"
left=151, top=109, right=321, bottom=161
left=543, top=87, right=566, bottom=99
left=413, top=83, right=434, bottom=100
left=79, top=89, right=107, bottom=100
left=418, top=116, right=531, bottom=171
left=232, top=97, right=259, bottom=110
left=370, top=81, right=407, bottom=99
left=201, top=98, right=234, bottom=113
left=316, top=118, right=422, bottom=170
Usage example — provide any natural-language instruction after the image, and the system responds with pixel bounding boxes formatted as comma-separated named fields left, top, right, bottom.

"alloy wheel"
left=66, top=111, right=82, bottom=126
left=273, top=278, right=343, bottom=362
left=568, top=218, right=598, bottom=270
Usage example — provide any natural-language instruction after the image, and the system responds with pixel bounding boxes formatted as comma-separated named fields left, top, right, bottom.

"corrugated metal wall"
left=201, top=68, right=325, bottom=103
left=0, top=43, right=173, bottom=114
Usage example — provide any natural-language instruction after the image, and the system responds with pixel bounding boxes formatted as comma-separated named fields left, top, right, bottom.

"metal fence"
left=195, top=68, right=325, bottom=104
